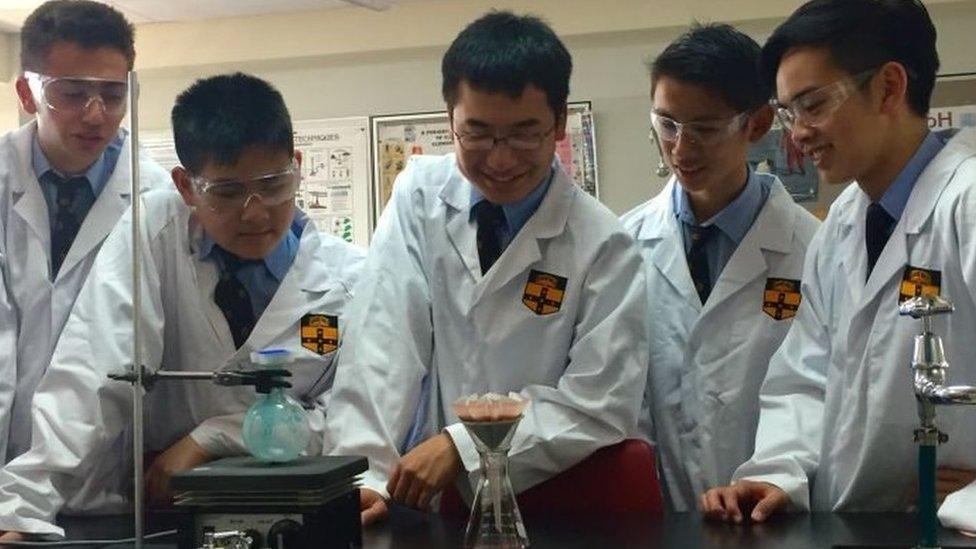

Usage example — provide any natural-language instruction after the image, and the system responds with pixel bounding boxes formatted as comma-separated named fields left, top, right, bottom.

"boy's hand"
left=0, top=531, right=24, bottom=541
left=360, top=488, right=389, bottom=526
left=387, top=433, right=462, bottom=510
left=699, top=480, right=789, bottom=523
left=145, top=435, right=212, bottom=508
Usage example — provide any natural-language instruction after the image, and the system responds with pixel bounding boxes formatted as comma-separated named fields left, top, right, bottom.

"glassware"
left=460, top=416, right=529, bottom=548
left=242, top=349, right=310, bottom=462
left=453, top=393, right=530, bottom=548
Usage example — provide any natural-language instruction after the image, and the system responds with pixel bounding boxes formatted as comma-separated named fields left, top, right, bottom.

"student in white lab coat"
left=620, top=24, right=820, bottom=512
left=701, top=0, right=976, bottom=526
left=0, top=73, right=364, bottom=537
left=324, top=11, right=648, bottom=525
left=0, top=0, right=169, bottom=464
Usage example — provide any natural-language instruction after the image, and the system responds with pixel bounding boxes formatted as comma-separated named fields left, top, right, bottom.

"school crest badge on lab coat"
left=301, top=314, right=339, bottom=355
left=899, top=266, right=942, bottom=304
left=522, top=270, right=567, bottom=316
left=763, top=278, right=801, bottom=320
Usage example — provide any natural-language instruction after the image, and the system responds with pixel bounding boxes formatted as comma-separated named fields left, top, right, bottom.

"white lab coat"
left=620, top=176, right=819, bottom=511
left=733, top=128, right=976, bottom=518
left=0, top=121, right=170, bottom=463
left=0, top=189, right=365, bottom=535
left=324, top=154, right=649, bottom=499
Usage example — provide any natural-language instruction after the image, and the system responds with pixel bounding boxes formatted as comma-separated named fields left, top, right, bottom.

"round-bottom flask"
left=241, top=349, right=310, bottom=462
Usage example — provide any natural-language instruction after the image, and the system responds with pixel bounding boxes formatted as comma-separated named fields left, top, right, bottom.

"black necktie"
left=865, top=203, right=895, bottom=279
left=213, top=253, right=257, bottom=349
left=46, top=172, right=94, bottom=278
left=687, top=225, right=716, bottom=305
left=473, top=201, right=506, bottom=275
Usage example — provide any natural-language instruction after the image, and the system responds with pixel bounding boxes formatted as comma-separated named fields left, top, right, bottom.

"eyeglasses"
left=649, top=111, right=750, bottom=146
left=24, top=71, right=128, bottom=117
left=189, top=159, right=300, bottom=214
left=770, top=69, right=878, bottom=132
left=452, top=125, right=556, bottom=152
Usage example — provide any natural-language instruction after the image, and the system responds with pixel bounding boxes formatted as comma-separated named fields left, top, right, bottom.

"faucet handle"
left=899, top=295, right=954, bottom=319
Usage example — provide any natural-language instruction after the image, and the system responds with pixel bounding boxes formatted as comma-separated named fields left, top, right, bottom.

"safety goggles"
left=649, top=111, right=750, bottom=146
left=24, top=71, right=128, bottom=117
left=452, top=125, right=556, bottom=152
left=770, top=69, right=878, bottom=132
left=189, top=159, right=300, bottom=214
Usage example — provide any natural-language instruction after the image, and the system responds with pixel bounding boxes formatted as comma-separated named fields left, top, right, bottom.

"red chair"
left=440, top=438, right=663, bottom=516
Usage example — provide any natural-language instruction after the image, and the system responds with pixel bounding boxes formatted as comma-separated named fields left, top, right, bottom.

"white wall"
left=0, top=32, right=18, bottom=131
left=6, top=0, right=976, bottom=214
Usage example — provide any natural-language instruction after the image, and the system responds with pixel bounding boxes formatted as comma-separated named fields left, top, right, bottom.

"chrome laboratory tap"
left=899, top=295, right=976, bottom=549
left=902, top=295, right=976, bottom=406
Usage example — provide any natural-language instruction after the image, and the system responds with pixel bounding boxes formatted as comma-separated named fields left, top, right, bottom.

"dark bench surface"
left=54, top=508, right=976, bottom=548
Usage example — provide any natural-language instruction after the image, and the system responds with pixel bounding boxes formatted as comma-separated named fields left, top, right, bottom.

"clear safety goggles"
left=452, top=125, right=556, bottom=152
left=649, top=111, right=750, bottom=147
left=189, top=159, right=300, bottom=214
left=770, top=69, right=878, bottom=132
left=24, top=71, right=128, bottom=117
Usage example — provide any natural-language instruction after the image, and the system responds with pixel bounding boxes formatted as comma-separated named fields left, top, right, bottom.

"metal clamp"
left=109, top=366, right=292, bottom=393
left=913, top=426, right=949, bottom=446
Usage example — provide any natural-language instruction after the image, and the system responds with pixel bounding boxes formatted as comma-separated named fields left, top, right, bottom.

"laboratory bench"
left=50, top=507, right=976, bottom=548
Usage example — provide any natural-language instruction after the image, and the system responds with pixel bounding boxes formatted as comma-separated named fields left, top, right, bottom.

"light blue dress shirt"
left=469, top=165, right=555, bottom=253
left=876, top=130, right=947, bottom=222
left=199, top=218, right=303, bottom=319
left=32, top=131, right=123, bottom=235
left=672, top=167, right=773, bottom=288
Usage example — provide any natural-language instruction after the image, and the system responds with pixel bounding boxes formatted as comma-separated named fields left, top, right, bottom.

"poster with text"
left=370, top=102, right=598, bottom=224
left=927, top=105, right=976, bottom=131
left=293, top=117, right=370, bottom=247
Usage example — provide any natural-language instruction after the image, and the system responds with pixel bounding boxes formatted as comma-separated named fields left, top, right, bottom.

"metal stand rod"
left=918, top=443, right=939, bottom=548
left=152, top=371, right=219, bottom=381
left=127, top=70, right=144, bottom=549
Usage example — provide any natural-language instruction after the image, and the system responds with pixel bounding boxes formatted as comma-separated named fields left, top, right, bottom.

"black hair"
left=21, top=0, right=135, bottom=72
left=442, top=10, right=572, bottom=116
left=650, top=23, right=769, bottom=112
left=171, top=73, right=294, bottom=173
left=761, top=0, right=939, bottom=116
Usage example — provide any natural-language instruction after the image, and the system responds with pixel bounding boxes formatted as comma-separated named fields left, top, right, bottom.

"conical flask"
left=461, top=417, right=529, bottom=549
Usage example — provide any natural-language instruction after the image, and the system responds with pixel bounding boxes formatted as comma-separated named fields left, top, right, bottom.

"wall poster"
left=293, top=117, right=370, bottom=247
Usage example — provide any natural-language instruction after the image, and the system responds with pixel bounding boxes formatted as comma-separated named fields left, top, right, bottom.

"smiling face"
left=450, top=81, right=566, bottom=205
left=16, top=41, right=129, bottom=174
left=652, top=75, right=766, bottom=200
left=775, top=46, right=887, bottom=186
left=174, top=147, right=297, bottom=260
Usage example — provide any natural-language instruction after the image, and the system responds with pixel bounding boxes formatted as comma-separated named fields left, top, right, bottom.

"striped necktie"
left=44, top=172, right=94, bottom=278
left=213, top=252, right=258, bottom=348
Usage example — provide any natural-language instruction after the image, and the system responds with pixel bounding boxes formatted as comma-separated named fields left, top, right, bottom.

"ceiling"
left=0, top=0, right=402, bottom=31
